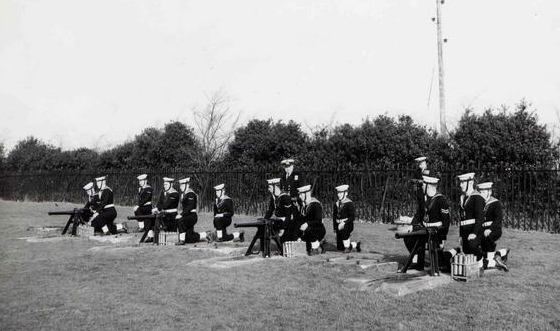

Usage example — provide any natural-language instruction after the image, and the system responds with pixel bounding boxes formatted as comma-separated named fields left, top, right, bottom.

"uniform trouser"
left=460, top=225, right=484, bottom=260
left=280, top=219, right=300, bottom=243
left=403, top=230, right=445, bottom=268
left=178, top=214, right=201, bottom=243
left=301, top=225, right=326, bottom=251
left=213, top=217, right=234, bottom=241
left=481, top=230, right=502, bottom=256
left=91, top=208, right=117, bottom=234
left=335, top=222, right=354, bottom=250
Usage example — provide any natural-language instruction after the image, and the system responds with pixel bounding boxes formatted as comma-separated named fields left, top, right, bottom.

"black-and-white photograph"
left=0, top=1, right=559, bottom=330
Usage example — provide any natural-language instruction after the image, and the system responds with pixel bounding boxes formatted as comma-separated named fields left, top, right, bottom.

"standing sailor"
left=411, top=156, right=430, bottom=224
left=213, top=183, right=244, bottom=242
left=91, top=175, right=124, bottom=235
left=457, top=173, right=485, bottom=264
left=280, top=159, right=304, bottom=205
left=134, top=174, right=153, bottom=232
left=296, top=185, right=326, bottom=255
left=332, top=184, right=361, bottom=253
left=477, top=182, right=510, bottom=271
left=175, top=178, right=210, bottom=245
left=263, top=178, right=295, bottom=244
left=145, top=177, right=179, bottom=243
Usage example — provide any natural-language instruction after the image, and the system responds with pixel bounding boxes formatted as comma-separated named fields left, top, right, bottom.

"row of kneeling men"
left=78, top=173, right=360, bottom=255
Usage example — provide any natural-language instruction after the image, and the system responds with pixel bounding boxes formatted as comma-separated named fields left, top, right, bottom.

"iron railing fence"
left=1, top=167, right=558, bottom=233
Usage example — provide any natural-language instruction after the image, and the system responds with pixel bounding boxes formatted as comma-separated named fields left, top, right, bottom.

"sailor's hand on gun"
left=151, top=208, right=157, bottom=213
left=484, top=229, right=491, bottom=237
left=133, top=206, right=138, bottom=212
left=337, top=222, right=345, bottom=231
left=92, top=212, right=98, bottom=220
left=467, top=233, right=476, bottom=241
left=439, top=240, right=445, bottom=249
left=300, top=222, right=308, bottom=231
left=216, top=213, right=224, bottom=218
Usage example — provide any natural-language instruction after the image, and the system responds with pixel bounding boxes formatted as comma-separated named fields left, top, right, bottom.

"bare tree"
left=192, top=89, right=242, bottom=167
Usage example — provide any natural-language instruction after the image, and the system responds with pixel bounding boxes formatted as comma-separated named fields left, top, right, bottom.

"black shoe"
left=494, top=255, right=509, bottom=272
left=355, top=241, right=362, bottom=253
left=175, top=240, right=186, bottom=246
left=308, top=248, right=321, bottom=256
left=343, top=247, right=352, bottom=253
left=501, top=249, right=510, bottom=263
left=238, top=231, right=245, bottom=242
left=413, top=264, right=425, bottom=271
left=145, top=237, right=154, bottom=243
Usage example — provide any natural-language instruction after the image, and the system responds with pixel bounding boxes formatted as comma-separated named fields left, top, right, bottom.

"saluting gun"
left=234, top=218, right=283, bottom=258
left=127, top=211, right=172, bottom=244
left=48, top=208, right=92, bottom=236
left=395, top=227, right=441, bottom=276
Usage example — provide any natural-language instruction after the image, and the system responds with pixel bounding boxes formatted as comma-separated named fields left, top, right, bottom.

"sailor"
left=145, top=177, right=179, bottom=243
left=332, top=184, right=361, bottom=253
left=134, top=174, right=154, bottom=232
left=264, top=178, right=294, bottom=232
left=279, top=159, right=304, bottom=205
left=213, top=184, right=244, bottom=242
left=478, top=182, right=510, bottom=271
left=91, top=175, right=124, bottom=235
left=175, top=178, right=211, bottom=245
left=296, top=185, right=326, bottom=255
left=411, top=156, right=430, bottom=224
left=457, top=173, right=485, bottom=264
left=81, top=182, right=98, bottom=222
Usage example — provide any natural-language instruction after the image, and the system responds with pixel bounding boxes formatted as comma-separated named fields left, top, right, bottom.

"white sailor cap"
left=423, top=176, right=440, bottom=185
left=335, top=184, right=349, bottom=192
left=163, top=177, right=175, bottom=182
left=95, top=176, right=106, bottom=181
left=83, top=182, right=94, bottom=190
left=178, top=177, right=190, bottom=184
left=457, top=173, right=475, bottom=181
left=266, top=178, right=281, bottom=185
left=414, top=156, right=427, bottom=162
left=137, top=174, right=148, bottom=180
left=297, top=185, right=312, bottom=193
left=477, top=182, right=493, bottom=190
left=280, top=158, right=295, bottom=166
left=214, top=183, right=225, bottom=191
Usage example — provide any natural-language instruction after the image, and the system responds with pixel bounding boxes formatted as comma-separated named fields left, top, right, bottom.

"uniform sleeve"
left=98, top=190, right=110, bottom=210
left=213, top=202, right=218, bottom=216
left=222, top=199, right=234, bottom=218
left=439, top=197, right=451, bottom=239
left=307, top=203, right=323, bottom=227
left=491, top=201, right=503, bottom=233
left=472, top=196, right=485, bottom=235
left=346, top=202, right=356, bottom=223
left=332, top=203, right=338, bottom=231
left=138, top=188, right=152, bottom=207
left=183, top=192, right=197, bottom=215
left=264, top=195, right=275, bottom=219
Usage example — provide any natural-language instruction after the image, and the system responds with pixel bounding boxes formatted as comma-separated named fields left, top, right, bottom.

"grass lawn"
left=0, top=199, right=559, bottom=331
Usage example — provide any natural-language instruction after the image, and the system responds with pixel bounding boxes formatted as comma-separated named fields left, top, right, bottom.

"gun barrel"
left=48, top=210, right=76, bottom=216
left=127, top=214, right=157, bottom=220
left=395, top=228, right=429, bottom=239
left=234, top=221, right=266, bottom=228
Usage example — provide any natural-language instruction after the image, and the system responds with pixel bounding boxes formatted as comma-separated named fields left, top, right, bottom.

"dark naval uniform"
left=405, top=193, right=451, bottom=268
left=155, top=188, right=180, bottom=231
left=135, top=185, right=154, bottom=216
left=459, top=191, right=485, bottom=259
left=177, top=189, right=201, bottom=243
left=298, top=198, right=326, bottom=250
left=82, top=193, right=99, bottom=223
left=263, top=192, right=295, bottom=242
left=91, top=187, right=118, bottom=234
left=411, top=168, right=430, bottom=224
left=213, top=195, right=235, bottom=241
left=481, top=196, right=503, bottom=254
left=333, top=197, right=356, bottom=251
left=280, top=171, right=304, bottom=202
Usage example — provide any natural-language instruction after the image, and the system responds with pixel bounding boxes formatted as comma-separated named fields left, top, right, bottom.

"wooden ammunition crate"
left=451, top=254, right=482, bottom=282
left=283, top=241, right=307, bottom=258
left=76, top=225, right=94, bottom=237
left=157, top=231, right=179, bottom=246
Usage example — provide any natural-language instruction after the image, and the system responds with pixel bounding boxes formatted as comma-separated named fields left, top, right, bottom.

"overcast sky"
left=1, top=0, right=559, bottom=151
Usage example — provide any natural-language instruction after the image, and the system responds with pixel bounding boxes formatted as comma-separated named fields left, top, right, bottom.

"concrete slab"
left=19, top=236, right=74, bottom=243
left=186, top=255, right=285, bottom=269
left=375, top=274, right=453, bottom=297
left=88, top=235, right=133, bottom=244
left=360, top=261, right=398, bottom=274
left=344, top=270, right=427, bottom=291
